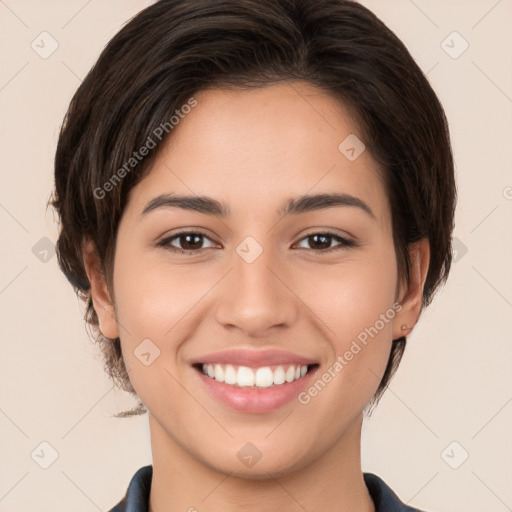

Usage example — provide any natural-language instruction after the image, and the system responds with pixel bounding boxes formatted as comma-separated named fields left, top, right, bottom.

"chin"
left=197, top=445, right=313, bottom=481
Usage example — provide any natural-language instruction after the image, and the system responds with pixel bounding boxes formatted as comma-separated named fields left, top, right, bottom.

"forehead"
left=127, top=82, right=390, bottom=226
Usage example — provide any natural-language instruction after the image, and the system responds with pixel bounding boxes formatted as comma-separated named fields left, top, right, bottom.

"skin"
left=83, top=81, right=429, bottom=512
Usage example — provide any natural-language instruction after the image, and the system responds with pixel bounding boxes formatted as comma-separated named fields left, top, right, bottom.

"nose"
left=214, top=243, right=299, bottom=338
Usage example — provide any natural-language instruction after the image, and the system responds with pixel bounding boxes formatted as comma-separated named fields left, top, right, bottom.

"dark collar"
left=109, top=465, right=426, bottom=512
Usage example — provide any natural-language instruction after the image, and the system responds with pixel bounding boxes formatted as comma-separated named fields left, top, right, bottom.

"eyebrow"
left=141, top=192, right=375, bottom=219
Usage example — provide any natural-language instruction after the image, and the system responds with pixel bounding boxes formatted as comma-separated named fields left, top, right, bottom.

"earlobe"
left=82, top=240, right=119, bottom=340
left=393, top=238, right=430, bottom=339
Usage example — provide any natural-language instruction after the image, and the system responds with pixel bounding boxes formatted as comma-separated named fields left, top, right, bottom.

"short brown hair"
left=51, top=0, right=456, bottom=416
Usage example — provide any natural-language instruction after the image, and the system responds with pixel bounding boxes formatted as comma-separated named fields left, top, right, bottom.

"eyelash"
left=157, top=230, right=357, bottom=255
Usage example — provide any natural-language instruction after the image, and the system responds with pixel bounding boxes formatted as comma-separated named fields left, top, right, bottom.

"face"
left=91, top=82, right=420, bottom=478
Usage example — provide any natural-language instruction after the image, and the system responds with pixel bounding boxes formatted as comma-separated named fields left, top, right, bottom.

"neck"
left=148, top=413, right=374, bottom=512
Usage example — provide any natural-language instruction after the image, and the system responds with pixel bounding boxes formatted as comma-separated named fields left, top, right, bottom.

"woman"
left=51, top=0, right=455, bottom=510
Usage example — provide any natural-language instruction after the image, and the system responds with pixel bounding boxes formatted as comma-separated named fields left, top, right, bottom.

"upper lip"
left=191, top=348, right=318, bottom=368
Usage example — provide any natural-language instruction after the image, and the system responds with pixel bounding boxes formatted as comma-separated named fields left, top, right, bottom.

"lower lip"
left=194, top=366, right=318, bottom=413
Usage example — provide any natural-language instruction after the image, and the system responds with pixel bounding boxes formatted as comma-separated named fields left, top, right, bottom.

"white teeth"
left=224, top=364, right=237, bottom=385
left=273, top=366, right=285, bottom=385
left=214, top=364, right=224, bottom=382
left=237, top=366, right=255, bottom=387
left=201, top=363, right=310, bottom=388
left=255, top=367, right=274, bottom=388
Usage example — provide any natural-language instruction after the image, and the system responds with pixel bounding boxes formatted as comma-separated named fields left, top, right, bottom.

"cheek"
left=110, top=252, right=198, bottom=408
left=303, top=250, right=398, bottom=342
left=296, top=247, right=398, bottom=402
left=111, top=243, right=222, bottom=393
left=112, top=243, right=210, bottom=336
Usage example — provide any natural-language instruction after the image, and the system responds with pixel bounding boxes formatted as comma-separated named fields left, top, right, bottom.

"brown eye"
left=295, top=231, right=356, bottom=252
left=306, top=234, right=332, bottom=250
left=176, top=233, right=204, bottom=250
left=158, top=231, right=216, bottom=253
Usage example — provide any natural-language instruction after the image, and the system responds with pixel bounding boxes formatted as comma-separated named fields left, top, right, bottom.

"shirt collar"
left=109, top=465, right=425, bottom=512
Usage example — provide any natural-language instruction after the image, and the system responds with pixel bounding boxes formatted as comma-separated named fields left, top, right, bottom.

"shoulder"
left=108, top=465, right=153, bottom=512
left=363, top=472, right=428, bottom=512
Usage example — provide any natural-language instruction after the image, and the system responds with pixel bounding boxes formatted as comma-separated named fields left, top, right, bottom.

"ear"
left=393, top=238, right=430, bottom=339
left=82, top=239, right=119, bottom=339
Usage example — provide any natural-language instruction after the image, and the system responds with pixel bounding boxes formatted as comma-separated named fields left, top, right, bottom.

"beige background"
left=1, top=1, right=511, bottom=511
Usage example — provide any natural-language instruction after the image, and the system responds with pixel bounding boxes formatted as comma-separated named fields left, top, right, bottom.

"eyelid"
left=298, top=227, right=355, bottom=241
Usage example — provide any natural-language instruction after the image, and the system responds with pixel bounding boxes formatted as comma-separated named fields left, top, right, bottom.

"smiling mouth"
left=193, top=363, right=319, bottom=389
